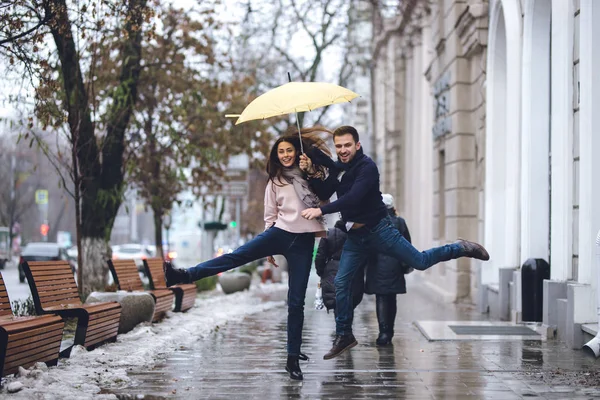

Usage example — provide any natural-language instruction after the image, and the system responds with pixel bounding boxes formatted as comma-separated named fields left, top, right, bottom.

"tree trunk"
left=47, top=0, right=147, bottom=297
left=153, top=208, right=164, bottom=259
left=74, top=154, right=83, bottom=297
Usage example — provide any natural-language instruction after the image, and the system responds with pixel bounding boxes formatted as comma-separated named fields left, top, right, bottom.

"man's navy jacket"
left=307, top=147, right=388, bottom=228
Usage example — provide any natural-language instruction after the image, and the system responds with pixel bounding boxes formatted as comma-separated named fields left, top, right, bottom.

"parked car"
left=66, top=245, right=78, bottom=260
left=19, top=242, right=77, bottom=283
left=111, top=244, right=156, bottom=273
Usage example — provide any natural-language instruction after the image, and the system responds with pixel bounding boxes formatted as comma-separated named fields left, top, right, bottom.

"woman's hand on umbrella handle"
left=267, top=256, right=279, bottom=267
left=299, top=154, right=315, bottom=174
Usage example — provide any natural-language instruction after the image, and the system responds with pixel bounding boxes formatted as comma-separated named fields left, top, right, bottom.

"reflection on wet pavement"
left=111, top=275, right=600, bottom=399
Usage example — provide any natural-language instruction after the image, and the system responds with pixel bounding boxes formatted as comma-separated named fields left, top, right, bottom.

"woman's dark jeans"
left=187, top=227, right=315, bottom=356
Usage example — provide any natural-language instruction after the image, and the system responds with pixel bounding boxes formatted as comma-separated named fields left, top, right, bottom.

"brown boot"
left=454, top=239, right=490, bottom=261
left=323, top=334, right=357, bottom=360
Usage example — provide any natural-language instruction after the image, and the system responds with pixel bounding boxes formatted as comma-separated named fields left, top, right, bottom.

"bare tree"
left=1, top=0, right=153, bottom=296
left=232, top=0, right=361, bottom=131
left=0, top=134, right=38, bottom=251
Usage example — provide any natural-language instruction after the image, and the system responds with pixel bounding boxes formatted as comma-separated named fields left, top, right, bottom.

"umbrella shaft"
left=295, top=112, right=304, bottom=153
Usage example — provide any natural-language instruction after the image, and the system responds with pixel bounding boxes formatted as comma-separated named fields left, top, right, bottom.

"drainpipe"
left=583, top=228, right=600, bottom=357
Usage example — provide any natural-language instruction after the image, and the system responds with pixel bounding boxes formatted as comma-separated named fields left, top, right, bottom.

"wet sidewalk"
left=110, top=274, right=600, bottom=399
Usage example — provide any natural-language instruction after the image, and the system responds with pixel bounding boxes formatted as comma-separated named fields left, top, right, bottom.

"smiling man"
left=300, top=125, right=490, bottom=360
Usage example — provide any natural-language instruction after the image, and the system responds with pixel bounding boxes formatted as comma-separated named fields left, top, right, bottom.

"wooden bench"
left=22, top=261, right=122, bottom=357
left=143, top=258, right=197, bottom=312
left=108, top=259, right=174, bottom=322
left=0, top=273, right=64, bottom=380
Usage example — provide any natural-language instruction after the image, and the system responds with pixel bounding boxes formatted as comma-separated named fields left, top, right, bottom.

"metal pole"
left=130, top=195, right=138, bottom=242
left=200, top=196, right=206, bottom=261
left=235, top=198, right=241, bottom=246
left=8, top=155, right=15, bottom=258
left=9, top=155, right=15, bottom=202
left=288, top=72, right=304, bottom=153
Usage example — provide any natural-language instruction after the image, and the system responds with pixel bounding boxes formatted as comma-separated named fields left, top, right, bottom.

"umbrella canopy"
left=232, top=82, right=359, bottom=125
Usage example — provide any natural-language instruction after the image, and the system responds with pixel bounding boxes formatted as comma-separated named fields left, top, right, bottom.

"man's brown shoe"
left=454, top=239, right=490, bottom=261
left=323, top=334, right=357, bottom=360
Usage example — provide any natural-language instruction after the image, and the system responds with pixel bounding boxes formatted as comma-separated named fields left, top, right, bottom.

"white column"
left=484, top=0, right=522, bottom=284
left=406, top=39, right=421, bottom=241
left=402, top=47, right=414, bottom=216
left=550, top=0, right=574, bottom=281
left=373, top=56, right=386, bottom=169
left=419, top=24, right=434, bottom=250
left=483, top=1, right=508, bottom=285
left=578, top=0, right=600, bottom=287
left=502, top=0, right=523, bottom=272
left=520, top=0, right=551, bottom=263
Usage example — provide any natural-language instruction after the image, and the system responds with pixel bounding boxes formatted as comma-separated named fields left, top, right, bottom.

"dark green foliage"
left=195, top=275, right=218, bottom=292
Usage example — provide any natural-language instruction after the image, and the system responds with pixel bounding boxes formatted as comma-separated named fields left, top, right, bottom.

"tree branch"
left=0, top=15, right=49, bottom=45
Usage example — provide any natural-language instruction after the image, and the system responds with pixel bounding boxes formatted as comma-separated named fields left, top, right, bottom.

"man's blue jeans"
left=334, top=216, right=464, bottom=336
left=187, top=227, right=315, bottom=356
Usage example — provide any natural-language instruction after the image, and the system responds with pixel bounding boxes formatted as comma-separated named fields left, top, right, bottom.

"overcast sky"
left=0, top=0, right=352, bottom=129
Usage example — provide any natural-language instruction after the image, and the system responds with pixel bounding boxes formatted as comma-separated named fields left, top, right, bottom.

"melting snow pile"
left=1, top=282, right=287, bottom=399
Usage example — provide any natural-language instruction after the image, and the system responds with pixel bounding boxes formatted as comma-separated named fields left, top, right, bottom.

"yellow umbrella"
left=225, top=81, right=359, bottom=152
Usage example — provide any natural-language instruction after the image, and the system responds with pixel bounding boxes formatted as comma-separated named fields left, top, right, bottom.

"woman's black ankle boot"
left=285, top=355, right=303, bottom=380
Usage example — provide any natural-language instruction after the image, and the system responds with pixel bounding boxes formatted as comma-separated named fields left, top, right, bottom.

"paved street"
left=108, top=273, right=600, bottom=400
left=1, top=259, right=33, bottom=303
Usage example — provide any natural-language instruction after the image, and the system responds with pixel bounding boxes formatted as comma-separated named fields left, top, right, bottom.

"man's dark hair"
left=333, top=125, right=359, bottom=143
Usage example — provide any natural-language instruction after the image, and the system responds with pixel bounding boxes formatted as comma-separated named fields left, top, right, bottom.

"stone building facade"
left=371, top=0, right=488, bottom=303
left=485, top=0, right=600, bottom=349
left=371, top=0, right=600, bottom=350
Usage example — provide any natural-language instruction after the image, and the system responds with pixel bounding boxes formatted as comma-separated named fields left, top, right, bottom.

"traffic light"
left=229, top=221, right=237, bottom=228
left=40, top=223, right=49, bottom=236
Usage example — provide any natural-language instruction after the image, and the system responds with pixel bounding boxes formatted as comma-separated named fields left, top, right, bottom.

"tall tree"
left=123, top=5, right=271, bottom=258
left=234, top=0, right=358, bottom=131
left=1, top=0, right=153, bottom=296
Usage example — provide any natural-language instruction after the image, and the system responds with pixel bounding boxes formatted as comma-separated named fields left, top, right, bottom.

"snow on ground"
left=0, top=282, right=288, bottom=400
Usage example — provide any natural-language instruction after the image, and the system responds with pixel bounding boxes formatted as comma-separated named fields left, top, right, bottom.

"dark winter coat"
left=314, top=220, right=364, bottom=312
left=364, top=209, right=412, bottom=295
left=307, top=147, right=389, bottom=228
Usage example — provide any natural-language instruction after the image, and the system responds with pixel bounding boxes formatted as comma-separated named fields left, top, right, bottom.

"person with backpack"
left=364, top=193, right=412, bottom=346
left=314, top=220, right=365, bottom=314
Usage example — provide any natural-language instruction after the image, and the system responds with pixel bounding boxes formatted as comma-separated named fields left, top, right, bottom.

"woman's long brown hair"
left=266, top=126, right=332, bottom=186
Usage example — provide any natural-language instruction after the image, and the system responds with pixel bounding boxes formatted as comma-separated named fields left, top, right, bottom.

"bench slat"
left=4, top=325, right=64, bottom=352
left=6, top=331, right=64, bottom=358
left=144, top=258, right=168, bottom=290
left=0, top=316, right=63, bottom=334
left=108, top=260, right=147, bottom=292
left=41, top=298, right=83, bottom=310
